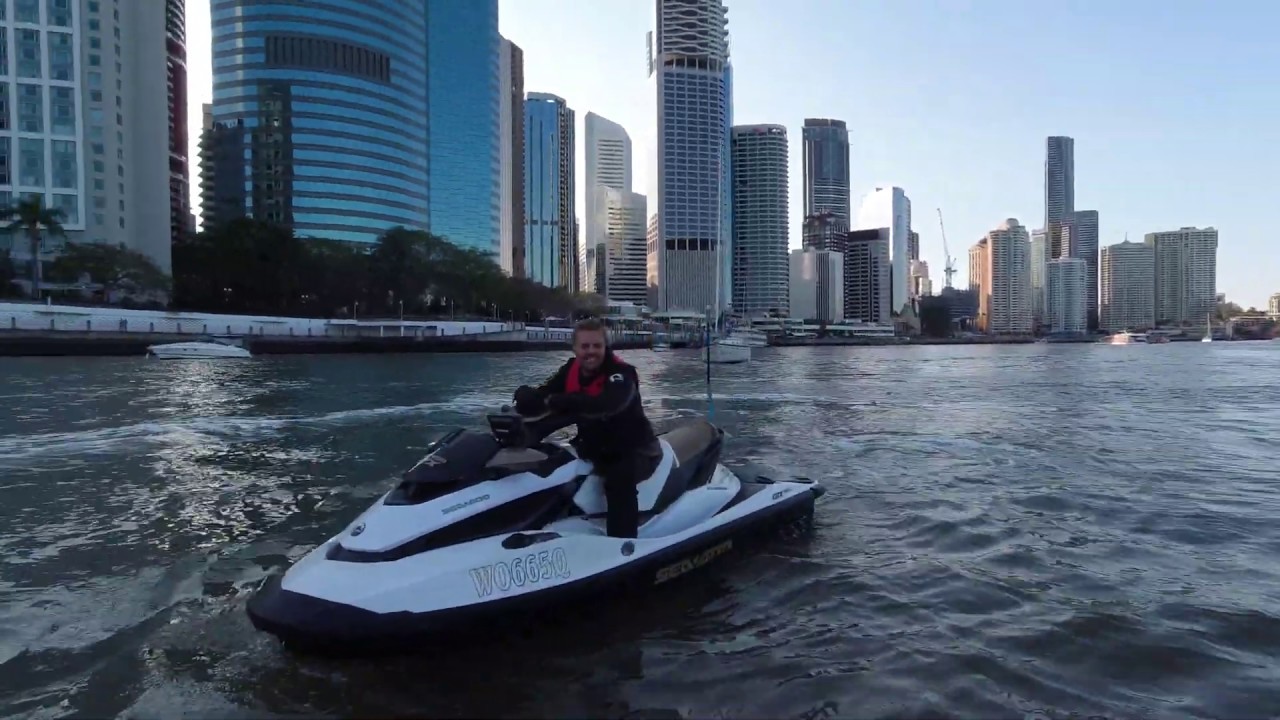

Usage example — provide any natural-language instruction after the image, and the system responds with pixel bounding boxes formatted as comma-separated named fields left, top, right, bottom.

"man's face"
left=573, top=329, right=607, bottom=372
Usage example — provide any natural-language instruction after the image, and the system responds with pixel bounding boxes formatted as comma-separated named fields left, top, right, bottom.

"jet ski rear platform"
left=246, top=411, right=825, bottom=655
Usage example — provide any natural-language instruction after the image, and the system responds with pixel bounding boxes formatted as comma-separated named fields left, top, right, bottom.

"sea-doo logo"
left=654, top=539, right=733, bottom=584
left=442, top=494, right=490, bottom=515
left=609, top=373, right=623, bottom=383
left=350, top=522, right=365, bottom=537
left=469, top=547, right=571, bottom=598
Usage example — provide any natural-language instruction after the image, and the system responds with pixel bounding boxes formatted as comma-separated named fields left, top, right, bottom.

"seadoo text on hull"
left=245, top=406, right=825, bottom=655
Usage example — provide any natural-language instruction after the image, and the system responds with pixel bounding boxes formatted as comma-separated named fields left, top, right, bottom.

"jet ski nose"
left=810, top=484, right=826, bottom=499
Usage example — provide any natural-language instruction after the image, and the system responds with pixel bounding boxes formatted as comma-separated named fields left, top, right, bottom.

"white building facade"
left=600, top=186, right=647, bottom=305
left=1099, top=240, right=1155, bottom=332
left=1046, top=257, right=1087, bottom=334
left=855, top=185, right=911, bottom=315
left=789, top=248, right=843, bottom=323
left=1, top=0, right=171, bottom=274
left=1144, top=226, right=1218, bottom=326
left=583, top=111, right=631, bottom=294
left=729, top=123, right=788, bottom=317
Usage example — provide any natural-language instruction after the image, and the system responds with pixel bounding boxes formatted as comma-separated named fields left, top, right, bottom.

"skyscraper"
left=1044, top=135, right=1074, bottom=259
left=498, top=37, right=525, bottom=276
left=802, top=118, right=850, bottom=224
left=1145, top=227, right=1218, bottom=326
left=1062, top=209, right=1099, bottom=329
left=427, top=0, right=501, bottom=255
left=584, top=112, right=632, bottom=294
left=972, top=219, right=1033, bottom=334
left=1, top=0, right=173, bottom=274
left=166, top=0, right=191, bottom=242
left=1046, top=257, right=1087, bottom=334
left=855, top=186, right=912, bottom=315
left=209, top=0, right=429, bottom=244
left=1100, top=240, right=1155, bottom=332
left=790, top=248, right=843, bottom=323
left=844, top=228, right=890, bottom=324
left=600, top=187, right=647, bottom=305
left=523, top=93, right=574, bottom=290
left=1029, top=228, right=1048, bottom=329
left=644, top=0, right=732, bottom=314
left=730, top=124, right=789, bottom=318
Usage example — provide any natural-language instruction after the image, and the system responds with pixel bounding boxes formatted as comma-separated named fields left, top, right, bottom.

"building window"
left=88, top=71, right=101, bottom=88
left=47, top=0, right=72, bottom=27
left=89, top=18, right=99, bottom=30
left=0, top=33, right=8, bottom=75
left=17, top=84, right=42, bottom=133
left=0, top=138, right=10, bottom=185
left=50, top=86, right=75, bottom=135
left=88, top=0, right=98, bottom=11
left=51, top=193, right=77, bottom=224
left=16, top=29, right=41, bottom=78
left=0, top=85, right=7, bottom=130
left=18, top=138, right=44, bottom=187
left=15, top=0, right=39, bottom=24
left=50, top=140, right=76, bottom=189
left=48, top=32, right=74, bottom=80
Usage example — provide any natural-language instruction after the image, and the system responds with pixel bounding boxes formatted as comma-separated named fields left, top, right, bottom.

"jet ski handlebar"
left=487, top=406, right=577, bottom=448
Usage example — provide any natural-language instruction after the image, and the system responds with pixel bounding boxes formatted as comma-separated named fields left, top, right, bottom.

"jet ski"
left=245, top=406, right=825, bottom=654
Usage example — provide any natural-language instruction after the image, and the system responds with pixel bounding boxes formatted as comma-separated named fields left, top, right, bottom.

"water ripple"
left=1, top=344, right=1279, bottom=718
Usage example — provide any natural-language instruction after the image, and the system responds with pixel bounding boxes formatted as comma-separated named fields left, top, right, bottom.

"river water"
left=1, top=343, right=1278, bottom=719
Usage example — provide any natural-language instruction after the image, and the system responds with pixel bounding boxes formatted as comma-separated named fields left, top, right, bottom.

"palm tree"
left=1, top=196, right=65, bottom=298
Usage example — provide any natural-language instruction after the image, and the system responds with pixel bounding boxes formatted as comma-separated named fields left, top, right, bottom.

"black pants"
left=592, top=442, right=662, bottom=539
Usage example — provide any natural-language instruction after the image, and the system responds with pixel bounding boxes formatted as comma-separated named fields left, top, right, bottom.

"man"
left=513, top=317, right=661, bottom=539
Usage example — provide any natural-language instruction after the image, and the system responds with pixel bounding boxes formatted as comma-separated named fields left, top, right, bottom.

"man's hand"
left=513, top=386, right=546, bottom=415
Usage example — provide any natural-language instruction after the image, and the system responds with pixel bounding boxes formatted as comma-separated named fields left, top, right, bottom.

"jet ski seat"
left=571, top=418, right=723, bottom=518
left=659, top=418, right=720, bottom=467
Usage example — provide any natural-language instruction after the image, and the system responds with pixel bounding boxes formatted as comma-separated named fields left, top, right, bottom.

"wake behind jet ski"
left=246, top=405, right=825, bottom=655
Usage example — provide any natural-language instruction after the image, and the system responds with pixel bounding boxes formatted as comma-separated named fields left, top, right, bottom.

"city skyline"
left=181, top=0, right=1276, bottom=308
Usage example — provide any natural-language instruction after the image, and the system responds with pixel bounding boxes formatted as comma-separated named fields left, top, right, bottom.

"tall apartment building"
left=1145, top=226, right=1218, bottom=326
left=599, top=187, right=647, bottom=305
left=1046, top=257, right=1087, bottom=334
left=845, top=228, right=890, bottom=324
left=1, top=0, right=177, bottom=275
left=971, top=218, right=1032, bottom=334
left=908, top=230, right=919, bottom=261
left=1044, top=135, right=1074, bottom=259
left=790, top=248, right=843, bottom=323
left=1267, top=293, right=1280, bottom=318
left=1099, top=240, right=1155, bottom=331
left=729, top=123, right=788, bottom=317
left=1029, top=228, right=1048, bottom=329
left=523, top=92, right=574, bottom=290
left=583, top=112, right=631, bottom=295
left=498, top=37, right=525, bottom=276
left=1062, top=209, right=1099, bottom=327
left=801, top=118, right=849, bottom=224
left=855, top=186, right=911, bottom=315
left=644, top=0, right=732, bottom=313
left=165, top=0, right=190, bottom=242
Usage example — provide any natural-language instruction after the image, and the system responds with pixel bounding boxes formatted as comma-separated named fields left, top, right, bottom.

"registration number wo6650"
left=469, top=547, right=571, bottom=598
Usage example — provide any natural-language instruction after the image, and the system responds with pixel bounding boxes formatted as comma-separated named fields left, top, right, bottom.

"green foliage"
left=45, top=241, right=170, bottom=295
left=0, top=249, right=16, bottom=297
left=172, top=219, right=602, bottom=321
left=0, top=196, right=65, bottom=298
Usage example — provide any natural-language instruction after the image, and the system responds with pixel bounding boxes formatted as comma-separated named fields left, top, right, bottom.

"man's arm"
left=562, top=367, right=638, bottom=419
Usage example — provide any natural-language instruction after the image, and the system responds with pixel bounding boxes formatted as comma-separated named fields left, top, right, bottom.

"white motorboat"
left=705, top=336, right=752, bottom=364
left=1105, top=331, right=1148, bottom=345
left=730, top=327, right=770, bottom=348
left=245, top=408, right=824, bottom=654
left=147, top=337, right=252, bottom=359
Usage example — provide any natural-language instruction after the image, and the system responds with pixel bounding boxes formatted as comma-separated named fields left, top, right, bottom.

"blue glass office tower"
left=427, top=0, right=501, bottom=256
left=209, top=0, right=430, bottom=244
left=209, top=0, right=500, bottom=254
left=523, top=93, right=575, bottom=289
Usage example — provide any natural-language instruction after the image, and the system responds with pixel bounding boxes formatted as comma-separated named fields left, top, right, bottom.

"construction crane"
left=937, top=208, right=957, bottom=289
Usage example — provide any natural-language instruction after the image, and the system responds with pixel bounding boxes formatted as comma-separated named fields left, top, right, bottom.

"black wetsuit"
left=513, top=351, right=660, bottom=538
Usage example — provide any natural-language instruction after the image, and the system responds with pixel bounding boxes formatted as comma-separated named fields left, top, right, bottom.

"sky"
left=185, top=0, right=1280, bottom=309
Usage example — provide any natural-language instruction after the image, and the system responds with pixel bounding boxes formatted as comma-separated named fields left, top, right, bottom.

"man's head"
left=572, top=317, right=609, bottom=373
